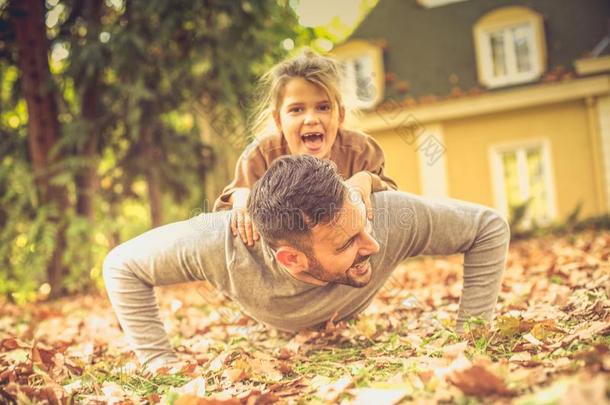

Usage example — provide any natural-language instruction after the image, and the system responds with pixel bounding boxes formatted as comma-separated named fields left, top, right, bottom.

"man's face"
left=302, top=194, right=380, bottom=288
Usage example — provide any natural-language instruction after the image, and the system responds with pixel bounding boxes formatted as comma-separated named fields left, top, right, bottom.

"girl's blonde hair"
left=250, top=49, right=351, bottom=140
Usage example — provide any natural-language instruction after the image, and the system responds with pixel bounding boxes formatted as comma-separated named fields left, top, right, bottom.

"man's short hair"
left=247, top=155, right=346, bottom=249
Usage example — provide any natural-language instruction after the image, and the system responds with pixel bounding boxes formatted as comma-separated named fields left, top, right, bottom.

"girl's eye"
left=318, top=104, right=331, bottom=111
left=288, top=107, right=303, bottom=113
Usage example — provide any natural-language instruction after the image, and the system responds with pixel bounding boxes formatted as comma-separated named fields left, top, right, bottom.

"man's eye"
left=338, top=238, right=355, bottom=252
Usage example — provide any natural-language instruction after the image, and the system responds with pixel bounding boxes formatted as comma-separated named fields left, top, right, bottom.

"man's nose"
left=359, top=231, right=380, bottom=256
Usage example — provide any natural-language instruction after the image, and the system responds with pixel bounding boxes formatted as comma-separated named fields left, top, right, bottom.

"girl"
left=214, top=50, right=398, bottom=245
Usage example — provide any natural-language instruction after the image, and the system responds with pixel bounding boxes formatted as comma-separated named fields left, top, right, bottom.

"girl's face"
left=273, top=77, right=344, bottom=158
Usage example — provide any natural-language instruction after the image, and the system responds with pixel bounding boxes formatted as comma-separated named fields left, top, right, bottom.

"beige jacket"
left=213, top=129, right=398, bottom=211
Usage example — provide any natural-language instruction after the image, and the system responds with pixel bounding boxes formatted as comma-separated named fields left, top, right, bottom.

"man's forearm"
left=374, top=191, right=510, bottom=330
left=457, top=209, right=510, bottom=331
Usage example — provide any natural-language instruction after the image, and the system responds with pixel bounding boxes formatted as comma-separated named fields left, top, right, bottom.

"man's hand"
left=346, top=171, right=374, bottom=220
left=230, top=188, right=259, bottom=246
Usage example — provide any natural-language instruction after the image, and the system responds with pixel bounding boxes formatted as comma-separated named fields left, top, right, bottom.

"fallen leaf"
left=1, top=338, right=25, bottom=351
left=277, top=347, right=292, bottom=360
left=63, top=379, right=82, bottom=395
left=237, top=389, right=278, bottom=404
left=176, top=376, right=206, bottom=397
left=277, top=361, right=292, bottom=375
left=442, top=341, right=468, bottom=359
left=523, top=333, right=543, bottom=346
left=434, top=352, right=471, bottom=380
left=174, top=395, right=240, bottom=405
left=222, top=367, right=246, bottom=383
left=317, top=375, right=353, bottom=403
left=348, top=387, right=410, bottom=405
left=562, top=318, right=610, bottom=345
left=509, top=352, right=532, bottom=362
left=497, top=315, right=521, bottom=338
left=248, top=358, right=282, bottom=382
left=448, top=361, right=512, bottom=396
left=207, top=351, right=232, bottom=372
left=101, top=381, right=127, bottom=401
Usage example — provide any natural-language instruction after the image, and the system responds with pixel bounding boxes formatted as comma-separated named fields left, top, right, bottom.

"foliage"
left=0, top=0, right=303, bottom=301
left=1, top=230, right=609, bottom=403
left=509, top=200, right=610, bottom=240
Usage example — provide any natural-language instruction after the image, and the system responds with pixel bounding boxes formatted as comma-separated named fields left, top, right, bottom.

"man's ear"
left=275, top=246, right=306, bottom=272
left=275, top=246, right=327, bottom=286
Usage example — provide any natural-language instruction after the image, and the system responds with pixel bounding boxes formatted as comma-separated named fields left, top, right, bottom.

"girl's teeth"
left=302, top=134, right=323, bottom=149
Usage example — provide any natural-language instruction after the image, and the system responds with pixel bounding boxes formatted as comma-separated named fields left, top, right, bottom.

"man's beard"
left=305, top=252, right=372, bottom=288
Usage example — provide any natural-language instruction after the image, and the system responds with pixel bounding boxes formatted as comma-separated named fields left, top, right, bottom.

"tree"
left=9, top=0, right=70, bottom=297
left=0, top=0, right=301, bottom=299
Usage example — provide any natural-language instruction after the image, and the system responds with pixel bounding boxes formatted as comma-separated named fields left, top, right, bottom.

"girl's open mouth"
left=301, top=132, right=324, bottom=151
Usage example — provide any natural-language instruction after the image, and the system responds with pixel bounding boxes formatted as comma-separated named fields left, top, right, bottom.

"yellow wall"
left=369, top=100, right=601, bottom=219
left=369, top=128, right=420, bottom=194
left=442, top=100, right=599, bottom=218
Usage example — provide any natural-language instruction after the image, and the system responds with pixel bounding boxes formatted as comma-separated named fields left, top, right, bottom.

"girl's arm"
left=356, top=135, right=398, bottom=192
left=212, top=141, right=268, bottom=212
left=345, top=134, right=398, bottom=218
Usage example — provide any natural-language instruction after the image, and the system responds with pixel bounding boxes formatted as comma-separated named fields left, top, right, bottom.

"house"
left=332, top=0, right=610, bottom=225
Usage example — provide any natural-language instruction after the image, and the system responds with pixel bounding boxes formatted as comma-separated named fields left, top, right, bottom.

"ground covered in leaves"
left=1, top=230, right=610, bottom=404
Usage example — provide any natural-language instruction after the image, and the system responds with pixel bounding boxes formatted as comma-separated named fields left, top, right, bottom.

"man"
left=104, top=155, right=510, bottom=371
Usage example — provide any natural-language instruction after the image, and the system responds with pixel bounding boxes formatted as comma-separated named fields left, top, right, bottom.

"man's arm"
left=103, top=213, right=228, bottom=370
left=373, top=191, right=510, bottom=331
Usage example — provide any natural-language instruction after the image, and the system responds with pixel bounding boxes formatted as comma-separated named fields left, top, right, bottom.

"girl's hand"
left=346, top=172, right=374, bottom=220
left=230, top=188, right=259, bottom=246
left=231, top=208, right=259, bottom=246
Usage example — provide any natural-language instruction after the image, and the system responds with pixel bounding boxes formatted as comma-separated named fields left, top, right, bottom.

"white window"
left=341, top=55, right=377, bottom=109
left=481, top=23, right=539, bottom=86
left=490, top=140, right=556, bottom=227
left=331, top=40, right=384, bottom=110
left=474, top=6, right=546, bottom=88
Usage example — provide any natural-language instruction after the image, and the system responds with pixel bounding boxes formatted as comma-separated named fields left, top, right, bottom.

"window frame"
left=341, top=54, right=378, bottom=109
left=489, top=138, right=557, bottom=225
left=331, top=40, right=385, bottom=110
left=474, top=6, right=546, bottom=89
left=416, top=0, right=469, bottom=8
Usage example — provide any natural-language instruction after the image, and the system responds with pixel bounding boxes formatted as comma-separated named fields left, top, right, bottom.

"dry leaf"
left=523, top=333, right=543, bottom=346
left=174, top=395, right=240, bottom=405
left=222, top=367, right=246, bottom=383
left=101, top=381, right=128, bottom=401
left=317, top=375, right=353, bottom=403
left=509, top=352, right=532, bottom=362
left=348, top=387, right=410, bottom=405
left=448, top=360, right=512, bottom=396
left=176, top=376, right=206, bottom=397
left=562, top=318, right=610, bottom=345
left=442, top=341, right=468, bottom=359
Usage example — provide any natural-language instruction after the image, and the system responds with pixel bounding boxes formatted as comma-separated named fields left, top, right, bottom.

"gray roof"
left=349, top=0, right=610, bottom=102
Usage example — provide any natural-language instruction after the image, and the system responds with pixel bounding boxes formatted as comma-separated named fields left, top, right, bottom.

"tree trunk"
left=11, top=0, right=70, bottom=297
left=75, top=0, right=103, bottom=221
left=146, top=168, right=163, bottom=228
left=141, top=127, right=163, bottom=227
left=197, top=103, right=243, bottom=211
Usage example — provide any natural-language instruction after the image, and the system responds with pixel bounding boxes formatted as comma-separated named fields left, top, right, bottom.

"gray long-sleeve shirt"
left=103, top=191, right=510, bottom=369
